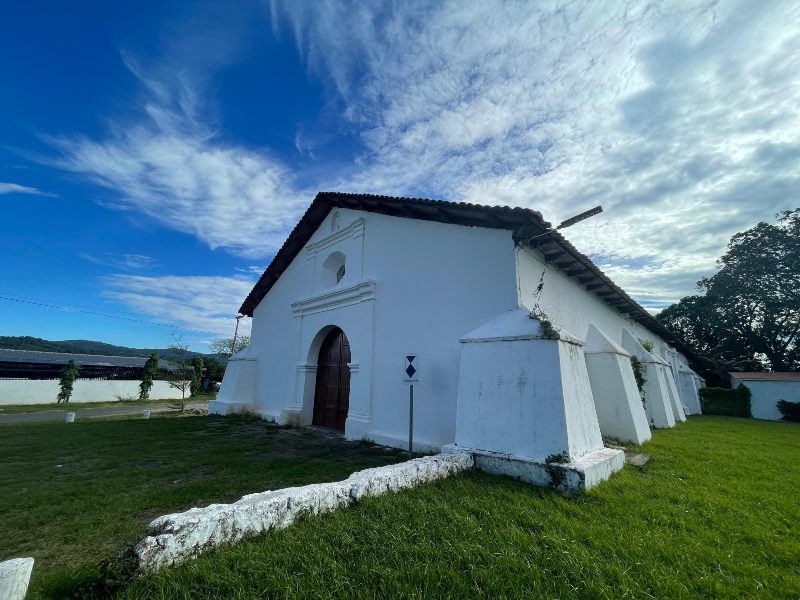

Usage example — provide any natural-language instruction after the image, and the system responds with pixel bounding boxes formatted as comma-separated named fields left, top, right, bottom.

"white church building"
left=211, top=193, right=704, bottom=490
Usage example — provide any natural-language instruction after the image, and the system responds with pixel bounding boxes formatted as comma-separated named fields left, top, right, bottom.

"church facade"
left=211, top=193, right=703, bottom=489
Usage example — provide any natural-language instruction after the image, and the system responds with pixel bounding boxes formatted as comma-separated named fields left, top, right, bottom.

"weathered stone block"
left=134, top=452, right=474, bottom=574
left=0, top=557, right=34, bottom=600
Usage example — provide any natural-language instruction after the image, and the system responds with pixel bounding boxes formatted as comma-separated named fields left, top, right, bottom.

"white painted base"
left=621, top=330, right=676, bottom=429
left=208, top=400, right=252, bottom=415
left=365, top=431, right=442, bottom=454
left=662, top=365, right=687, bottom=422
left=0, top=557, right=34, bottom=600
left=584, top=325, right=652, bottom=445
left=344, top=413, right=371, bottom=441
left=455, top=310, right=604, bottom=462
left=279, top=407, right=304, bottom=426
left=677, top=371, right=703, bottom=415
left=444, top=444, right=624, bottom=492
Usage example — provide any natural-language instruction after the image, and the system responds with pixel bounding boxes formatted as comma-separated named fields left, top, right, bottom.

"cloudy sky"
left=1, top=0, right=798, bottom=350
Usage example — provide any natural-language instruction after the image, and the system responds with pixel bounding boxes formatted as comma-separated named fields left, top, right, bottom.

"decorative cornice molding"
left=296, top=364, right=318, bottom=373
left=347, top=362, right=360, bottom=373
left=305, top=217, right=365, bottom=257
left=291, top=279, right=376, bottom=316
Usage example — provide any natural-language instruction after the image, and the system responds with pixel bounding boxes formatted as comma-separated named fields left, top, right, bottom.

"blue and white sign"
left=403, top=353, right=419, bottom=383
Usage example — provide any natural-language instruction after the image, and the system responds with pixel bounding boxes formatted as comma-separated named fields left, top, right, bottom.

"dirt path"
left=0, top=401, right=208, bottom=424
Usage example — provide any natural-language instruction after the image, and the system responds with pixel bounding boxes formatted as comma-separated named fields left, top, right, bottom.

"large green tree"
left=658, top=209, right=799, bottom=372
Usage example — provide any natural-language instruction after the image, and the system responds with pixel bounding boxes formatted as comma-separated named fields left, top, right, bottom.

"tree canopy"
left=657, top=209, right=799, bottom=374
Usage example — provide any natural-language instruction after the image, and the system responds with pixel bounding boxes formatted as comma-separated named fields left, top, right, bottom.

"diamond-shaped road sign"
left=403, top=354, right=419, bottom=383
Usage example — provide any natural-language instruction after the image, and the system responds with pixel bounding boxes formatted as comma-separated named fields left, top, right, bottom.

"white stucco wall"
left=515, top=245, right=694, bottom=409
left=240, top=208, right=519, bottom=450
left=218, top=206, right=694, bottom=453
left=741, top=380, right=800, bottom=421
left=0, top=379, right=184, bottom=405
left=516, top=246, right=668, bottom=354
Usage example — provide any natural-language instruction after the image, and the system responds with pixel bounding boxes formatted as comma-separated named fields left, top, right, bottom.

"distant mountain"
left=0, top=336, right=223, bottom=364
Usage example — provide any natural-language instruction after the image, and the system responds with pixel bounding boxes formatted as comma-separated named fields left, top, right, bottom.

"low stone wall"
left=0, top=557, right=34, bottom=600
left=134, top=452, right=474, bottom=573
left=0, top=380, right=184, bottom=405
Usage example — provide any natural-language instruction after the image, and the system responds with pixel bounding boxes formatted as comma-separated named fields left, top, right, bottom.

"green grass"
left=118, top=417, right=800, bottom=599
left=0, top=392, right=216, bottom=414
left=0, top=398, right=177, bottom=414
left=0, top=415, right=406, bottom=598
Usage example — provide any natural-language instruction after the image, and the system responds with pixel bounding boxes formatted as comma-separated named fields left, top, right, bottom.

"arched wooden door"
left=312, top=328, right=351, bottom=431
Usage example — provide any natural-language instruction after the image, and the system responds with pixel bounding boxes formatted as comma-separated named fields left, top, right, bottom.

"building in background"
left=729, top=372, right=800, bottom=421
left=0, top=349, right=184, bottom=405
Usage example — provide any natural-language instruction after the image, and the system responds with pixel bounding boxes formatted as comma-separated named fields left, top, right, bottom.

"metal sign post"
left=403, top=354, right=419, bottom=458
left=408, top=383, right=414, bottom=458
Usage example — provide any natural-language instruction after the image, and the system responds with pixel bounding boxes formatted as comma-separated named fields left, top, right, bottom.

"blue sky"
left=1, top=0, right=798, bottom=351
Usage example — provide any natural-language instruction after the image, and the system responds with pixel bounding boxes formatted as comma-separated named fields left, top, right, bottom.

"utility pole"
left=231, top=315, right=244, bottom=354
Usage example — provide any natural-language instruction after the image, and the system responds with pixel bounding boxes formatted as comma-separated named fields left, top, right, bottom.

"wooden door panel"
left=312, top=328, right=351, bottom=431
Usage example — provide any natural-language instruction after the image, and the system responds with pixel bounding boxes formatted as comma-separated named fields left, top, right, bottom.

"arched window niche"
left=321, top=251, right=346, bottom=287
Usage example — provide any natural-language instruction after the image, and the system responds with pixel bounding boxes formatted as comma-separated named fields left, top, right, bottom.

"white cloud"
left=80, top=252, right=157, bottom=270
left=50, top=0, right=800, bottom=309
left=103, top=274, right=254, bottom=338
left=271, top=0, right=800, bottom=306
left=50, top=62, right=308, bottom=258
left=0, top=182, right=55, bottom=197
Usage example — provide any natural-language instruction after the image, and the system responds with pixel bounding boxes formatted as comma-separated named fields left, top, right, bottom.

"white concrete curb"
left=134, top=452, right=474, bottom=573
left=0, top=557, right=34, bottom=600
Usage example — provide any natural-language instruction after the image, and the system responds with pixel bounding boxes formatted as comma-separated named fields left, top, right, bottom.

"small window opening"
left=321, top=251, right=346, bottom=287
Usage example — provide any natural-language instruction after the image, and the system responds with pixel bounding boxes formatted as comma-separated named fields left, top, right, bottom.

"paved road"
left=0, top=401, right=208, bottom=425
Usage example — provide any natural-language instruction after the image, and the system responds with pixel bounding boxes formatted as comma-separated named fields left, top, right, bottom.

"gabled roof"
left=240, top=192, right=695, bottom=357
left=730, top=371, right=800, bottom=382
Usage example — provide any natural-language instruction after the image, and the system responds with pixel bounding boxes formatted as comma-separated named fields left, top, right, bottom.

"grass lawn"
left=118, top=416, right=800, bottom=599
left=0, top=392, right=218, bottom=415
left=0, top=398, right=180, bottom=414
left=0, top=415, right=406, bottom=598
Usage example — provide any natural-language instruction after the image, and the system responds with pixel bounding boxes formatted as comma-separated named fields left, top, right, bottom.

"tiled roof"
left=730, top=372, right=800, bottom=382
left=239, top=192, right=697, bottom=359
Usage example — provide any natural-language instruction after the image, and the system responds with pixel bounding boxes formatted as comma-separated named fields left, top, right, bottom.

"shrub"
left=630, top=355, right=646, bottom=407
left=57, top=360, right=80, bottom=404
left=777, top=400, right=800, bottom=422
left=139, top=352, right=159, bottom=401
left=699, top=384, right=752, bottom=417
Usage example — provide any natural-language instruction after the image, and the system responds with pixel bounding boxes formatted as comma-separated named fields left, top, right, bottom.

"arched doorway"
left=312, top=327, right=351, bottom=431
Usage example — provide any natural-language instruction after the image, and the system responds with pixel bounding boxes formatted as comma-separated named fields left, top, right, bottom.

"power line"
left=0, top=295, right=233, bottom=337
left=4, top=293, right=177, bottom=321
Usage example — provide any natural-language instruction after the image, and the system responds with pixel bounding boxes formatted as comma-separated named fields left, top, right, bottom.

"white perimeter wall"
left=0, top=380, right=184, bottom=405
left=744, top=380, right=800, bottom=421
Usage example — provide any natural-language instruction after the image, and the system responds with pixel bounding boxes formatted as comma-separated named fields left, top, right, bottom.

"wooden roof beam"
left=563, top=264, right=588, bottom=276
